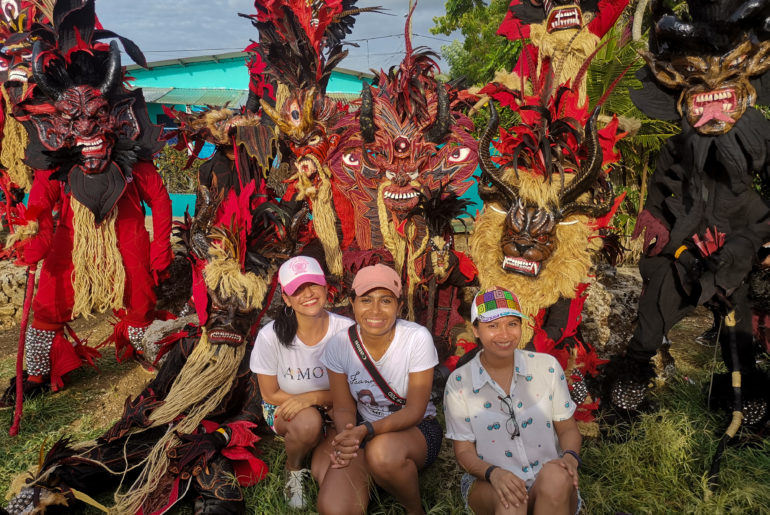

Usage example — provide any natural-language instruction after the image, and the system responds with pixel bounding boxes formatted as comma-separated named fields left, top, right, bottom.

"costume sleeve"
left=250, top=323, right=279, bottom=375
left=712, top=191, right=770, bottom=292
left=408, top=325, right=439, bottom=373
left=320, top=333, right=345, bottom=374
left=444, top=368, right=476, bottom=441
left=131, top=160, right=173, bottom=273
left=17, top=169, right=59, bottom=264
left=588, top=0, right=629, bottom=37
left=549, top=356, right=576, bottom=422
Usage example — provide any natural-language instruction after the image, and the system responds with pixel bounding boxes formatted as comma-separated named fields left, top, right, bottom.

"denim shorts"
left=261, top=401, right=331, bottom=434
left=460, top=472, right=583, bottom=514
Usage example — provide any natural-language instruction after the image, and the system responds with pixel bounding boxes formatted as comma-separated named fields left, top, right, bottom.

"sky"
left=95, top=0, right=461, bottom=73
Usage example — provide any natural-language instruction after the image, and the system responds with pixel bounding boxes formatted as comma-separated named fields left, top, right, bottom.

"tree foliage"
left=431, top=0, right=521, bottom=86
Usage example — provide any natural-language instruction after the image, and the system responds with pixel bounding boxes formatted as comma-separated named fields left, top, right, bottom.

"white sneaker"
left=284, top=468, right=308, bottom=509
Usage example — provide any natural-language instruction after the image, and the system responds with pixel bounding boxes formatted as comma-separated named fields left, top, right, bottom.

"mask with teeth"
left=541, top=0, right=583, bottom=33
left=15, top=2, right=162, bottom=222
left=204, top=289, right=258, bottom=347
left=644, top=39, right=770, bottom=135
left=327, top=4, right=476, bottom=247
left=635, top=0, right=770, bottom=136
left=474, top=75, right=623, bottom=279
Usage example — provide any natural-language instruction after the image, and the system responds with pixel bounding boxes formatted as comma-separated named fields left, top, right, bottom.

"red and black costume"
left=2, top=0, right=171, bottom=398
left=3, top=185, right=277, bottom=514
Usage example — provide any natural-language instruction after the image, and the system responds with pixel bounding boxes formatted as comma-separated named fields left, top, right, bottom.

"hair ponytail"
left=274, top=306, right=298, bottom=347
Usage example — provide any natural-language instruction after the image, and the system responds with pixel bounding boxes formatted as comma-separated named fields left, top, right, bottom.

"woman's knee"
left=283, top=408, right=323, bottom=444
left=364, top=436, right=408, bottom=474
left=532, top=462, right=573, bottom=501
left=317, top=476, right=368, bottom=515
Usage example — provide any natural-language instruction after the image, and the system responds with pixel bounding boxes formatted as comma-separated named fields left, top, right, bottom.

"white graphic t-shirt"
left=322, top=319, right=438, bottom=422
left=250, top=312, right=354, bottom=395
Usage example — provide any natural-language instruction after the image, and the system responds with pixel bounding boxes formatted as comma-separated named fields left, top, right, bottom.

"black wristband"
left=484, top=465, right=499, bottom=482
left=560, top=449, right=582, bottom=468
left=362, top=421, right=375, bottom=441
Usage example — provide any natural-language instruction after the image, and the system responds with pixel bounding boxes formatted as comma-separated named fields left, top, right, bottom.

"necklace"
left=480, top=351, right=515, bottom=395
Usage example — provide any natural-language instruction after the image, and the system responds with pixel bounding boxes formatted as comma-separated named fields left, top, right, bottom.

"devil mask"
left=633, top=0, right=770, bottom=136
left=327, top=41, right=476, bottom=253
left=477, top=79, right=622, bottom=277
left=13, top=0, right=161, bottom=222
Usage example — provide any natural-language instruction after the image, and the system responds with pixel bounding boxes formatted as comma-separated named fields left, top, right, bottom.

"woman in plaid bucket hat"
left=444, top=286, right=584, bottom=515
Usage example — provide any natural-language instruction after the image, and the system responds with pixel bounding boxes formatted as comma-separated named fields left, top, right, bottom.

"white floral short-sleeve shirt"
left=444, top=349, right=575, bottom=487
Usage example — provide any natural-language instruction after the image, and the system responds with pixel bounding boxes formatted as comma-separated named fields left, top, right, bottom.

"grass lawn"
left=0, top=313, right=768, bottom=514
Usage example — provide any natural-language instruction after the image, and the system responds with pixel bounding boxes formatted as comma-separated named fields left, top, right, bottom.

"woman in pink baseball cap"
left=317, top=264, right=441, bottom=515
left=250, top=256, right=354, bottom=510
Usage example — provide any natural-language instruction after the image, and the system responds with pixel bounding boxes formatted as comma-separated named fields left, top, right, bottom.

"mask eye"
left=729, top=55, right=746, bottom=69
left=448, top=147, right=471, bottom=163
left=343, top=152, right=360, bottom=167
left=307, top=135, right=321, bottom=145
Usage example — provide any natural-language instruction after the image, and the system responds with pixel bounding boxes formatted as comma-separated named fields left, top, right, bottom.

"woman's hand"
left=329, top=423, right=366, bottom=469
left=551, top=455, right=580, bottom=489
left=488, top=467, right=528, bottom=509
left=275, top=393, right=315, bottom=421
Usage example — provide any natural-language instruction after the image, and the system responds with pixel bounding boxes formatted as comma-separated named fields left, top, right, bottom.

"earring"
left=284, top=305, right=294, bottom=316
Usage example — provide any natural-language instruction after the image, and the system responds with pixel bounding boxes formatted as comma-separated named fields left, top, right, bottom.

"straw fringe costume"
left=498, top=0, right=628, bottom=96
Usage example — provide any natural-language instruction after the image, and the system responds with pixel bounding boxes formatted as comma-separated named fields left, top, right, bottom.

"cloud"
left=95, top=0, right=461, bottom=70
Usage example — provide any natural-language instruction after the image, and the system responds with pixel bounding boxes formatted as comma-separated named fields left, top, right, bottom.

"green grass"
left=1, top=346, right=769, bottom=514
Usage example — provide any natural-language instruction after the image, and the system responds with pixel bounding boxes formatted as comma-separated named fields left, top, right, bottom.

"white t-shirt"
left=250, top=312, right=354, bottom=395
left=444, top=349, right=575, bottom=487
left=321, top=319, right=438, bottom=422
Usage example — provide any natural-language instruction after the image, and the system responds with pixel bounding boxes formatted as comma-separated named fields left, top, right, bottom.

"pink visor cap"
left=279, top=256, right=327, bottom=295
left=351, top=264, right=402, bottom=297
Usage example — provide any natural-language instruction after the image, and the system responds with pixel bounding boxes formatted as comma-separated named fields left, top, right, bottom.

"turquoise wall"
left=130, top=57, right=250, bottom=89
left=129, top=57, right=370, bottom=93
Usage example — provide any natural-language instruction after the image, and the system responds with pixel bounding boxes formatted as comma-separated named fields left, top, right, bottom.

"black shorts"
left=355, top=414, right=443, bottom=467
left=417, top=416, right=443, bottom=467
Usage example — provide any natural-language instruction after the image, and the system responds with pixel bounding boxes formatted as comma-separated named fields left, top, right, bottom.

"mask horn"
left=31, top=41, right=66, bottom=100
left=99, top=40, right=122, bottom=96
left=425, top=83, right=451, bottom=144
left=360, top=83, right=375, bottom=143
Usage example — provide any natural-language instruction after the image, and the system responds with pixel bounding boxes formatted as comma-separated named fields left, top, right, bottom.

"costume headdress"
left=241, top=0, right=376, bottom=279
left=631, top=0, right=770, bottom=136
left=470, top=68, right=625, bottom=431
left=16, top=0, right=161, bottom=223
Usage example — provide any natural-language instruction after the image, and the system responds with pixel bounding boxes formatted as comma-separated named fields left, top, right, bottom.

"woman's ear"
left=471, top=325, right=480, bottom=340
left=281, top=293, right=291, bottom=307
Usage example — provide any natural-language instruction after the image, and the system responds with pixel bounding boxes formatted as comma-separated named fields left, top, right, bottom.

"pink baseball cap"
left=278, top=256, right=327, bottom=295
left=351, top=264, right=402, bottom=297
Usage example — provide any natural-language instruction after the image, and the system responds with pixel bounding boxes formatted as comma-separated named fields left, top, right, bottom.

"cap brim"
left=353, top=281, right=402, bottom=298
left=474, top=309, right=528, bottom=323
left=281, top=274, right=327, bottom=296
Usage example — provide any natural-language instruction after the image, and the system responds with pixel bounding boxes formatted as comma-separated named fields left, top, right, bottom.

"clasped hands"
left=329, top=423, right=368, bottom=469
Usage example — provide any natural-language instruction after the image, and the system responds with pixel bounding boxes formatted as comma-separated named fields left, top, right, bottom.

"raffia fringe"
left=111, top=330, right=246, bottom=514
left=1, top=86, right=32, bottom=192
left=71, top=199, right=125, bottom=319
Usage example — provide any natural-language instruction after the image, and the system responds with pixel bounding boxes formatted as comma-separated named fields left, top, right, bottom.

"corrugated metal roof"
left=137, top=87, right=173, bottom=102
left=129, top=86, right=249, bottom=107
